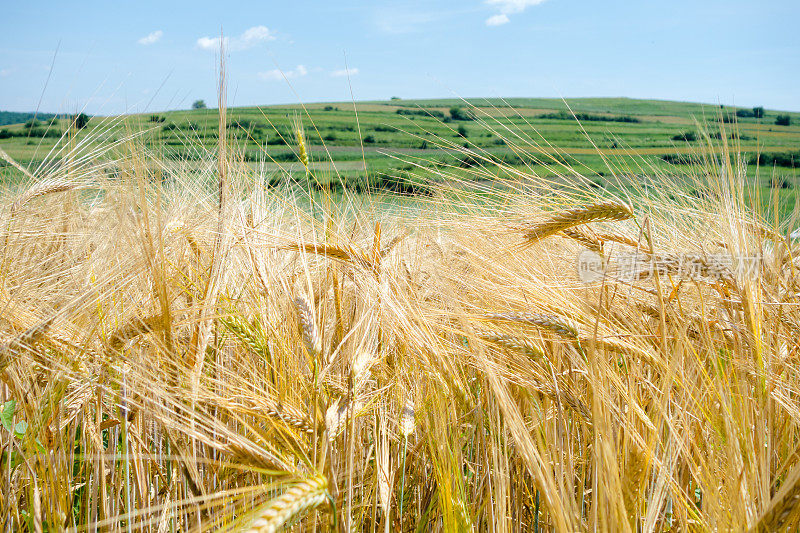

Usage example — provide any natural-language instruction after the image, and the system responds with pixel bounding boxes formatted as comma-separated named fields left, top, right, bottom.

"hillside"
left=1, top=97, right=798, bottom=211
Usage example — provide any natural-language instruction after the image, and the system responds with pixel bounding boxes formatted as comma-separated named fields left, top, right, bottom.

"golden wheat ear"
left=292, top=116, right=310, bottom=174
left=10, top=179, right=83, bottom=215
left=473, top=327, right=546, bottom=357
left=485, top=311, right=579, bottom=339
left=521, top=200, right=633, bottom=244
left=282, top=241, right=377, bottom=271
left=244, top=474, right=330, bottom=533
left=294, top=295, right=322, bottom=357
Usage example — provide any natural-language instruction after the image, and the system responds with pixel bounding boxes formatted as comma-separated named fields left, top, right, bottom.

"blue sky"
left=1, top=0, right=798, bottom=114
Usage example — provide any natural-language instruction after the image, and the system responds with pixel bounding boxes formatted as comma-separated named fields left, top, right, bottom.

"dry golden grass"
left=0, top=99, right=799, bottom=533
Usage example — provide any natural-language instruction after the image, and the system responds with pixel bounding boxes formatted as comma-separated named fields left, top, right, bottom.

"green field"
left=2, top=97, right=799, bottom=203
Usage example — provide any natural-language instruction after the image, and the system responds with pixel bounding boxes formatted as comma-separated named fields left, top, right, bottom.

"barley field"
left=1, top=89, right=799, bottom=532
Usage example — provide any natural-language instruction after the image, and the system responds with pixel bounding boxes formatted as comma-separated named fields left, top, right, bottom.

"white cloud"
left=197, top=36, right=221, bottom=50
left=485, top=0, right=546, bottom=25
left=487, top=0, right=547, bottom=13
left=331, top=67, right=359, bottom=77
left=239, top=26, right=272, bottom=45
left=0, top=68, right=11, bottom=77
left=485, top=14, right=510, bottom=26
left=197, top=25, right=275, bottom=51
left=137, top=30, right=163, bottom=45
left=259, top=64, right=308, bottom=81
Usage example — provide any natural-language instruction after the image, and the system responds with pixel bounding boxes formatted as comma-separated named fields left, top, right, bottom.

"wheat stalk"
left=521, top=200, right=633, bottom=243
left=244, top=474, right=330, bottom=533
left=592, top=229, right=649, bottom=251
left=536, top=382, right=593, bottom=423
left=485, top=312, right=579, bottom=339
left=379, top=231, right=408, bottom=259
left=107, top=315, right=164, bottom=351
left=561, top=226, right=649, bottom=252
left=376, top=410, right=393, bottom=526
left=0, top=319, right=53, bottom=371
left=0, top=146, right=35, bottom=180
left=748, top=460, right=800, bottom=532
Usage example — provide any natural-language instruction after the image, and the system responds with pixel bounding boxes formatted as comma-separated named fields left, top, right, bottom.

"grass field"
left=2, top=97, right=799, bottom=190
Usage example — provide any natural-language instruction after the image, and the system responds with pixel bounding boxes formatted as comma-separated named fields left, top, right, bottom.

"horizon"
left=5, top=94, right=800, bottom=118
left=2, top=0, right=798, bottom=115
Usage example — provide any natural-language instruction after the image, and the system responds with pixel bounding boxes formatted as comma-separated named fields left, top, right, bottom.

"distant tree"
left=0, top=111, right=56, bottom=127
left=672, top=131, right=697, bottom=142
left=769, top=176, right=792, bottom=189
left=72, top=113, right=89, bottom=130
left=23, top=118, right=42, bottom=129
left=390, top=96, right=401, bottom=100
left=457, top=125, right=468, bottom=137
left=736, top=109, right=755, bottom=118
left=753, top=106, right=765, bottom=119
left=751, top=151, right=800, bottom=167
left=449, top=106, right=473, bottom=121
left=192, top=100, right=207, bottom=110
left=775, top=115, right=792, bottom=126
left=362, top=135, right=375, bottom=144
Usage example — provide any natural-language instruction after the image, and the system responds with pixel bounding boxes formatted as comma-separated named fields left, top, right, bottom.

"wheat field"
left=0, top=94, right=799, bottom=533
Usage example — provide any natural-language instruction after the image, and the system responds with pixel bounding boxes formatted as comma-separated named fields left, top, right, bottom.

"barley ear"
left=522, top=200, right=633, bottom=244
left=293, top=117, right=309, bottom=174
left=485, top=312, right=579, bottom=339
left=244, top=474, right=330, bottom=533
left=11, top=180, right=81, bottom=215
left=474, top=327, right=546, bottom=357
left=295, top=296, right=322, bottom=357
left=399, top=396, right=415, bottom=438
left=219, top=313, right=270, bottom=359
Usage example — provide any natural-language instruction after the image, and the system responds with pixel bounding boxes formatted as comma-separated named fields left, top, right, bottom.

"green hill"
left=1, top=97, right=798, bottom=206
